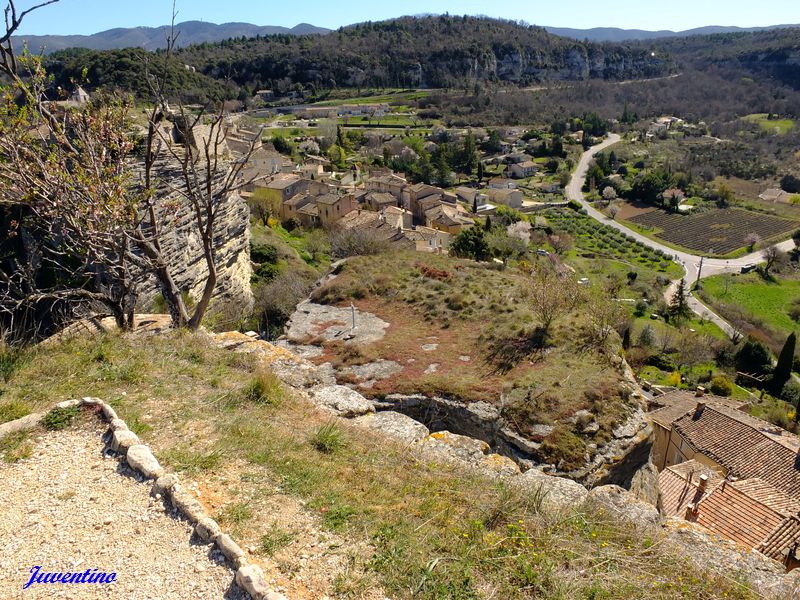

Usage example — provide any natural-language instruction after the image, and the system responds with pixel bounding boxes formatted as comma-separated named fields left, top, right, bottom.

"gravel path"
left=0, top=421, right=248, bottom=600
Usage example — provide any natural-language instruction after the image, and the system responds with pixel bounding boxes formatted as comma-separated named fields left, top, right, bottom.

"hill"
left=12, top=20, right=330, bottom=55
left=545, top=24, right=799, bottom=42
left=171, top=15, right=673, bottom=92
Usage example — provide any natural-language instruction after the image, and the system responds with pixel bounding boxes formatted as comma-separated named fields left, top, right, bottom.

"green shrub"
left=311, top=421, right=346, bottom=454
left=708, top=375, right=733, bottom=397
left=540, top=426, right=586, bottom=472
left=41, top=405, right=81, bottom=431
left=240, top=370, right=284, bottom=406
left=646, top=354, right=675, bottom=371
left=251, top=243, right=279, bottom=264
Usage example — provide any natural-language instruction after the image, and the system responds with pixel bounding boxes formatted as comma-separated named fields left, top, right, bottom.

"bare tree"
left=0, top=0, right=144, bottom=335
left=0, top=0, right=259, bottom=336
left=548, top=232, right=574, bottom=255
left=527, top=267, right=581, bottom=338
left=608, top=203, right=620, bottom=220
left=745, top=232, right=761, bottom=251
left=761, top=245, right=785, bottom=279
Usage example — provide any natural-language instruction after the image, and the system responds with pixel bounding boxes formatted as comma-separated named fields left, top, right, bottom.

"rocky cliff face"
left=136, top=157, right=253, bottom=320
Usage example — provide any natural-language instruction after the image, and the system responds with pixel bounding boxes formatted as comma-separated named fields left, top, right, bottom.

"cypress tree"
left=774, top=332, right=796, bottom=387
left=484, top=216, right=492, bottom=231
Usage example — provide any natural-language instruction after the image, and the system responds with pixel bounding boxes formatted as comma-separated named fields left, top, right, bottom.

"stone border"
left=0, top=398, right=286, bottom=600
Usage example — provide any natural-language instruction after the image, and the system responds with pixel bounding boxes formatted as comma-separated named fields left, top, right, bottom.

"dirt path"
left=0, top=421, right=247, bottom=600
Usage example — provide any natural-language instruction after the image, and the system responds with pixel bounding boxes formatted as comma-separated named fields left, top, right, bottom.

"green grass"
left=701, top=272, right=800, bottom=336
left=0, top=400, right=31, bottom=425
left=312, top=89, right=430, bottom=106
left=258, top=527, right=295, bottom=556
left=742, top=113, right=796, bottom=135
left=310, top=421, right=347, bottom=454
left=0, top=430, right=32, bottom=463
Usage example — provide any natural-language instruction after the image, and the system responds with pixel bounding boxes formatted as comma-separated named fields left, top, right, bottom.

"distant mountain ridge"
left=544, top=24, right=800, bottom=42
left=13, top=21, right=331, bottom=54
left=16, top=20, right=799, bottom=54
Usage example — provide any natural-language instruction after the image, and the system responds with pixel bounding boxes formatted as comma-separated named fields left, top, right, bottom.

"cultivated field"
left=628, top=208, right=798, bottom=255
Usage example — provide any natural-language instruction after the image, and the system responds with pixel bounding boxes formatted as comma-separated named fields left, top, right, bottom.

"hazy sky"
left=11, top=0, right=800, bottom=35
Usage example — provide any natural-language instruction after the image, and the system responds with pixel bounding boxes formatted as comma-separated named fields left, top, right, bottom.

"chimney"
left=698, top=474, right=708, bottom=491
left=694, top=401, right=706, bottom=418
left=695, top=386, right=706, bottom=397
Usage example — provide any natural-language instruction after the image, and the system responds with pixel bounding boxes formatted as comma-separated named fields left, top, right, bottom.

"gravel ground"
left=0, top=420, right=248, bottom=600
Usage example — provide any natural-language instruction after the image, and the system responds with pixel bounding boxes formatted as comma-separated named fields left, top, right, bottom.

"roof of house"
left=267, top=174, right=302, bottom=190
left=760, top=516, right=800, bottom=561
left=659, top=465, right=714, bottom=518
left=315, top=193, right=343, bottom=206
left=648, top=389, right=746, bottom=429
left=696, top=481, right=785, bottom=549
left=283, top=193, right=314, bottom=209
left=425, top=204, right=474, bottom=227
left=759, top=189, right=790, bottom=202
left=367, top=174, right=406, bottom=185
left=382, top=205, right=407, bottom=215
left=487, top=188, right=521, bottom=199
left=671, top=403, right=800, bottom=497
left=296, top=203, right=319, bottom=217
left=455, top=186, right=480, bottom=201
left=730, top=478, right=800, bottom=516
left=514, top=160, right=538, bottom=169
left=408, top=183, right=442, bottom=198
left=366, top=192, right=398, bottom=207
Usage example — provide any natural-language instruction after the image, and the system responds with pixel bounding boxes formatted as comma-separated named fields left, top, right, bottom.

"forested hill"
left=170, top=16, right=673, bottom=91
left=653, top=28, right=800, bottom=89
left=40, top=16, right=673, bottom=102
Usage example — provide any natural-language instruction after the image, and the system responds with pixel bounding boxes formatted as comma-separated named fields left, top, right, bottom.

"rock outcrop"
left=136, top=155, right=253, bottom=320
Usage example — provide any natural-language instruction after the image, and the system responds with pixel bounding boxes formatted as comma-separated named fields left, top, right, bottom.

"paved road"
left=566, top=134, right=796, bottom=337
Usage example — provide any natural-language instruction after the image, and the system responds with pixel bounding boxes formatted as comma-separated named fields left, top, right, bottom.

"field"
left=742, top=113, right=796, bottom=136
left=700, top=272, right=800, bottom=339
left=627, top=208, right=798, bottom=255
left=542, top=208, right=683, bottom=278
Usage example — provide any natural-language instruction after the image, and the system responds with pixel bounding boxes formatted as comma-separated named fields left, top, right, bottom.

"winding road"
left=566, top=134, right=796, bottom=337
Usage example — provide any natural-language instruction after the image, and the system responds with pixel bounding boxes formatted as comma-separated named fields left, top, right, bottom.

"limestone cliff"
left=135, top=155, right=253, bottom=320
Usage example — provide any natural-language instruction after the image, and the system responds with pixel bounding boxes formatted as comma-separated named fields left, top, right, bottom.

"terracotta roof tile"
left=672, top=404, right=800, bottom=497
left=760, top=516, right=800, bottom=561
left=696, top=482, right=785, bottom=549
left=731, top=479, right=800, bottom=517
left=648, top=390, right=745, bottom=429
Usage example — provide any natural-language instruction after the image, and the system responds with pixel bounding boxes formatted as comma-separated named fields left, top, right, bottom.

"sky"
left=11, top=0, right=800, bottom=35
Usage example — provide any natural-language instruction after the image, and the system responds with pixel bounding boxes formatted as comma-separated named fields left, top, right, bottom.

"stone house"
left=487, top=177, right=517, bottom=190
left=365, top=174, right=407, bottom=200
left=405, top=225, right=451, bottom=254
left=381, top=206, right=413, bottom=230
left=316, top=193, right=357, bottom=228
left=296, top=203, right=320, bottom=229
left=365, top=191, right=399, bottom=212
left=509, top=160, right=538, bottom=179
left=404, top=183, right=444, bottom=220
left=486, top=188, right=523, bottom=209
left=651, top=389, right=800, bottom=570
left=424, top=204, right=474, bottom=234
